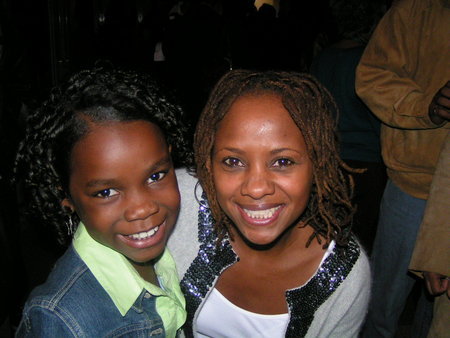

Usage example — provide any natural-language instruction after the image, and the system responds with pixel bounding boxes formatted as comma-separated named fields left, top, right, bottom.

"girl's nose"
left=124, top=192, right=159, bottom=221
left=240, top=168, right=275, bottom=199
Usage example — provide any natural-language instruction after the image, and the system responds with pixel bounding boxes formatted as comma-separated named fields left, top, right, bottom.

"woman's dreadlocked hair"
left=194, top=69, right=355, bottom=248
left=14, top=66, right=192, bottom=245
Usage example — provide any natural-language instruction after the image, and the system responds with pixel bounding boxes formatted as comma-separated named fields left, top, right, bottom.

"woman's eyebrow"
left=270, top=148, right=304, bottom=155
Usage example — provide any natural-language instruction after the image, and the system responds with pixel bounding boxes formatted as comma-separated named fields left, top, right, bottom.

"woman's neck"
left=229, top=224, right=324, bottom=264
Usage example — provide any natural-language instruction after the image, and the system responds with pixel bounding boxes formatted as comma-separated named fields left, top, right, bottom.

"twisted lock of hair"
left=194, top=69, right=356, bottom=248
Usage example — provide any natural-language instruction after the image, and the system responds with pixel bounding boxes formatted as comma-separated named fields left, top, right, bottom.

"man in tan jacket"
left=355, top=0, right=450, bottom=336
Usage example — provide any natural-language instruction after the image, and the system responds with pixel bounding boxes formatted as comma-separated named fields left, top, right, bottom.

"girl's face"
left=211, top=93, right=313, bottom=247
left=64, top=120, right=180, bottom=265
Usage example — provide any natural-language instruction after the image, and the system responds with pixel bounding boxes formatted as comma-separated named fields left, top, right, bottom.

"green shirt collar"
left=73, top=223, right=186, bottom=337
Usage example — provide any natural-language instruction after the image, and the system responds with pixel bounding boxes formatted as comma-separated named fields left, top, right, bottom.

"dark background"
left=0, top=0, right=392, bottom=335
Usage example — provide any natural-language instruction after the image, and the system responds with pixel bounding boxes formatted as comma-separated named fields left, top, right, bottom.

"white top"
left=196, top=242, right=335, bottom=338
left=197, top=288, right=288, bottom=338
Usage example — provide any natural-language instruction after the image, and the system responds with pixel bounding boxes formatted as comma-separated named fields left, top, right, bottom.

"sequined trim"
left=181, top=195, right=237, bottom=337
left=181, top=194, right=360, bottom=337
left=285, top=238, right=359, bottom=337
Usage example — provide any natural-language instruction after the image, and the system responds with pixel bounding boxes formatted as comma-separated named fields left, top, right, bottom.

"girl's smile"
left=211, top=93, right=313, bottom=247
left=64, top=120, right=180, bottom=266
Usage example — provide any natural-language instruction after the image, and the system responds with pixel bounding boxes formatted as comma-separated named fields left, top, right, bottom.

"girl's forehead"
left=69, top=120, right=169, bottom=175
left=73, top=120, right=166, bottom=155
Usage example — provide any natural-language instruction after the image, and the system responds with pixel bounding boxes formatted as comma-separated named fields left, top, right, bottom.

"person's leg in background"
left=362, top=180, right=432, bottom=337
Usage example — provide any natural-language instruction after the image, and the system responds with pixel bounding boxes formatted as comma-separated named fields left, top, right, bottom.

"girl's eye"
left=273, top=158, right=294, bottom=167
left=223, top=157, right=244, bottom=167
left=148, top=171, right=167, bottom=183
left=95, top=188, right=119, bottom=198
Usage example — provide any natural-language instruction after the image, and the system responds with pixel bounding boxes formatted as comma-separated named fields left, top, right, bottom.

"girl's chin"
left=127, top=245, right=166, bottom=265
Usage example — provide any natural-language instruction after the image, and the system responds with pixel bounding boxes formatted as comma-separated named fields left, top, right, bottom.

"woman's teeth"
left=243, top=206, right=280, bottom=219
left=128, top=226, right=159, bottom=240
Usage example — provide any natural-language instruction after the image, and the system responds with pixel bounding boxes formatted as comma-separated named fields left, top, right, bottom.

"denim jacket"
left=16, top=245, right=167, bottom=337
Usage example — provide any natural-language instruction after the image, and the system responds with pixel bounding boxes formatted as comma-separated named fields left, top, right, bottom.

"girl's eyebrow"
left=86, top=178, right=117, bottom=188
left=85, top=156, right=172, bottom=188
left=147, top=156, right=172, bottom=173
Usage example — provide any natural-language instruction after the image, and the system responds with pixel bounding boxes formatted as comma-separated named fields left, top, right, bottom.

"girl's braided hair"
left=14, top=66, right=192, bottom=245
left=194, top=69, right=355, bottom=248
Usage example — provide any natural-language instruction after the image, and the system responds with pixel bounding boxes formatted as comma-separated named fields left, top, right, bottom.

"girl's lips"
left=127, top=226, right=160, bottom=240
left=237, top=204, right=284, bottom=226
left=119, top=221, right=166, bottom=249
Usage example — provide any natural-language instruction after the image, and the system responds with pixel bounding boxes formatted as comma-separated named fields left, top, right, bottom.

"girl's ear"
left=61, top=198, right=75, bottom=213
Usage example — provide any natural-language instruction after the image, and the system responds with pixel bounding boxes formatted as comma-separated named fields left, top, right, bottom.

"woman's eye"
left=148, top=171, right=167, bottom=183
left=223, top=157, right=244, bottom=167
left=273, top=158, right=294, bottom=167
left=95, top=188, right=119, bottom=198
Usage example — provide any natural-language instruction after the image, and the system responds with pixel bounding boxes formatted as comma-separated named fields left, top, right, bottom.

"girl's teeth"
left=128, top=226, right=159, bottom=240
left=244, top=206, right=280, bottom=219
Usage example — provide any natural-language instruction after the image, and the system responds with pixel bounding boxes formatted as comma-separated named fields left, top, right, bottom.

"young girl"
left=169, top=70, right=371, bottom=337
left=15, top=67, right=189, bottom=337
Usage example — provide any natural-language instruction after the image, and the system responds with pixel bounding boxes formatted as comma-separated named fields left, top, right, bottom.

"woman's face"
left=211, top=93, right=313, bottom=247
left=64, top=120, right=180, bottom=265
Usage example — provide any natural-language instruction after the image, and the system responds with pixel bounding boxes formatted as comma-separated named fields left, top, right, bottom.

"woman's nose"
left=124, top=191, right=159, bottom=221
left=240, top=168, right=275, bottom=199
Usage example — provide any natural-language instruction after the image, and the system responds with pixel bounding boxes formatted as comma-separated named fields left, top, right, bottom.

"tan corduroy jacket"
left=356, top=0, right=450, bottom=199
left=409, top=131, right=450, bottom=277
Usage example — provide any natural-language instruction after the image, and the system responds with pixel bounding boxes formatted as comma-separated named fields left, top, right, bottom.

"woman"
left=169, top=69, right=370, bottom=337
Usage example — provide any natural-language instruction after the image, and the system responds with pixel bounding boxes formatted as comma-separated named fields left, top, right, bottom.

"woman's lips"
left=238, top=205, right=284, bottom=226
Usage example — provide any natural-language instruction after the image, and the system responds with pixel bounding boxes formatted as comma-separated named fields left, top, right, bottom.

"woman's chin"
left=238, top=231, right=282, bottom=250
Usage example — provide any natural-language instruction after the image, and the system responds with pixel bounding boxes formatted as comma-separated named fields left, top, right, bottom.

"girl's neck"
left=131, top=260, right=159, bottom=286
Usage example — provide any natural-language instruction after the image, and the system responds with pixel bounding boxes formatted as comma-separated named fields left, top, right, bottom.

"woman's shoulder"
left=328, top=236, right=370, bottom=283
left=175, top=167, right=198, bottom=194
left=299, top=237, right=371, bottom=337
left=169, top=168, right=202, bottom=279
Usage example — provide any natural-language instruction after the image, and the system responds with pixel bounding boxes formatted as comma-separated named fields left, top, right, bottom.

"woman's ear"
left=206, top=158, right=211, bottom=172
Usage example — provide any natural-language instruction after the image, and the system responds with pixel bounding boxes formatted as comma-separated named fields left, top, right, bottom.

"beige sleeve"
left=409, top=131, right=450, bottom=276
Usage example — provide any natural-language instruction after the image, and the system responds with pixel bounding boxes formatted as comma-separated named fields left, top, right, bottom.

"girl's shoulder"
left=17, top=246, right=167, bottom=337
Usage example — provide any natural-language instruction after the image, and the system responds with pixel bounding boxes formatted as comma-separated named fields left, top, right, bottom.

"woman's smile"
left=238, top=204, right=283, bottom=226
